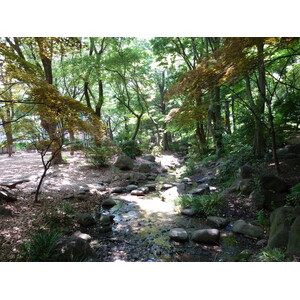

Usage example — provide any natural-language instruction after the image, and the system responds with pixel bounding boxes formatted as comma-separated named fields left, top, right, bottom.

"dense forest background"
left=1, top=37, right=300, bottom=170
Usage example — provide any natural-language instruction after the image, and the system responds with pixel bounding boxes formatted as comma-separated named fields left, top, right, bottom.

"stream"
left=88, top=157, right=258, bottom=262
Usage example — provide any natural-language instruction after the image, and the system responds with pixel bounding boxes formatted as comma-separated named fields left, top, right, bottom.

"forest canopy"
left=1, top=37, right=300, bottom=170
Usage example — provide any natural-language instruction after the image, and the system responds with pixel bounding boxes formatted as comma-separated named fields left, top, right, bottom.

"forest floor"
left=0, top=150, right=299, bottom=261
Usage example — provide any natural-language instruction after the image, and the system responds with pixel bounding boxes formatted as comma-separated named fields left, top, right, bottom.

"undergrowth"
left=17, top=229, right=62, bottom=262
left=175, top=193, right=223, bottom=216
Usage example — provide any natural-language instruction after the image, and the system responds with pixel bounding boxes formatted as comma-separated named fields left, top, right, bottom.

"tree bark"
left=254, top=40, right=267, bottom=158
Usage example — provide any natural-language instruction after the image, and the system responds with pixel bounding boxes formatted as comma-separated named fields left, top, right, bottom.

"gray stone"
left=142, top=155, right=156, bottom=162
left=169, top=228, right=188, bottom=242
left=139, top=186, right=150, bottom=194
left=53, top=236, right=96, bottom=261
left=114, top=155, right=134, bottom=170
left=239, top=164, right=255, bottom=179
left=99, top=215, right=113, bottom=233
left=267, top=206, right=300, bottom=249
left=96, top=185, right=107, bottom=192
left=131, top=189, right=145, bottom=196
left=138, top=162, right=153, bottom=173
left=207, top=216, right=229, bottom=229
left=260, top=175, right=289, bottom=193
left=233, top=219, right=264, bottom=238
left=191, top=229, right=220, bottom=244
left=162, top=183, right=173, bottom=190
left=0, top=189, right=17, bottom=203
left=182, top=177, right=192, bottom=183
left=126, top=185, right=138, bottom=192
left=77, top=213, right=96, bottom=227
left=144, top=184, right=156, bottom=192
left=181, top=208, right=196, bottom=217
left=99, top=215, right=113, bottom=226
left=130, top=172, right=147, bottom=183
left=0, top=205, right=13, bottom=216
left=189, top=183, right=210, bottom=195
left=74, top=184, right=90, bottom=192
left=87, top=173, right=100, bottom=178
left=72, top=231, right=92, bottom=242
left=161, top=185, right=185, bottom=202
left=256, top=239, right=267, bottom=247
left=102, top=198, right=116, bottom=207
left=111, top=186, right=124, bottom=194
left=287, top=216, right=300, bottom=256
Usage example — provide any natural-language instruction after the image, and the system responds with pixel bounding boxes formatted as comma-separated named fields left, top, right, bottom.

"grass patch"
left=255, top=248, right=291, bottom=262
left=175, top=193, right=223, bottom=216
left=18, top=229, right=62, bottom=262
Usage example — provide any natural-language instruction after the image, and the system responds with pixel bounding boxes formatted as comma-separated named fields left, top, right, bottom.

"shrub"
left=84, top=140, right=118, bottom=168
left=287, top=183, right=300, bottom=207
left=256, top=209, right=270, bottom=228
left=255, top=248, right=291, bottom=262
left=42, top=202, right=75, bottom=231
left=18, top=229, right=62, bottom=262
left=175, top=193, right=223, bottom=216
left=119, top=140, right=142, bottom=159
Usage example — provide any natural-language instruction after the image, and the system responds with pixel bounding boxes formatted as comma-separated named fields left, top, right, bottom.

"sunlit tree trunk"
left=36, top=38, right=64, bottom=164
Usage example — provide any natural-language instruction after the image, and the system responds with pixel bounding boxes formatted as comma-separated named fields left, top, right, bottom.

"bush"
left=287, top=183, right=300, bottom=207
left=256, top=209, right=270, bottom=228
left=175, top=193, right=223, bottom=216
left=42, top=201, right=75, bottom=231
left=84, top=140, right=118, bottom=168
left=119, top=140, right=142, bottom=159
left=18, top=229, right=62, bottom=262
left=255, top=248, right=291, bottom=262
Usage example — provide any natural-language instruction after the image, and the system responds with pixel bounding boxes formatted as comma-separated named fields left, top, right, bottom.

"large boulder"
left=53, top=236, right=96, bottom=261
left=169, top=228, right=188, bottom=242
left=260, top=175, right=289, bottom=193
left=161, top=184, right=185, bottom=202
left=232, top=220, right=264, bottom=238
left=267, top=206, right=300, bottom=250
left=191, top=229, right=220, bottom=244
left=287, top=216, right=300, bottom=256
left=114, top=155, right=134, bottom=170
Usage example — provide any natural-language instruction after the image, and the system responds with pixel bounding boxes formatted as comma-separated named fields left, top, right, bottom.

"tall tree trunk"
left=36, top=38, right=63, bottom=164
left=254, top=40, right=266, bottom=158
left=69, top=129, right=75, bottom=156
left=95, top=79, right=104, bottom=118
